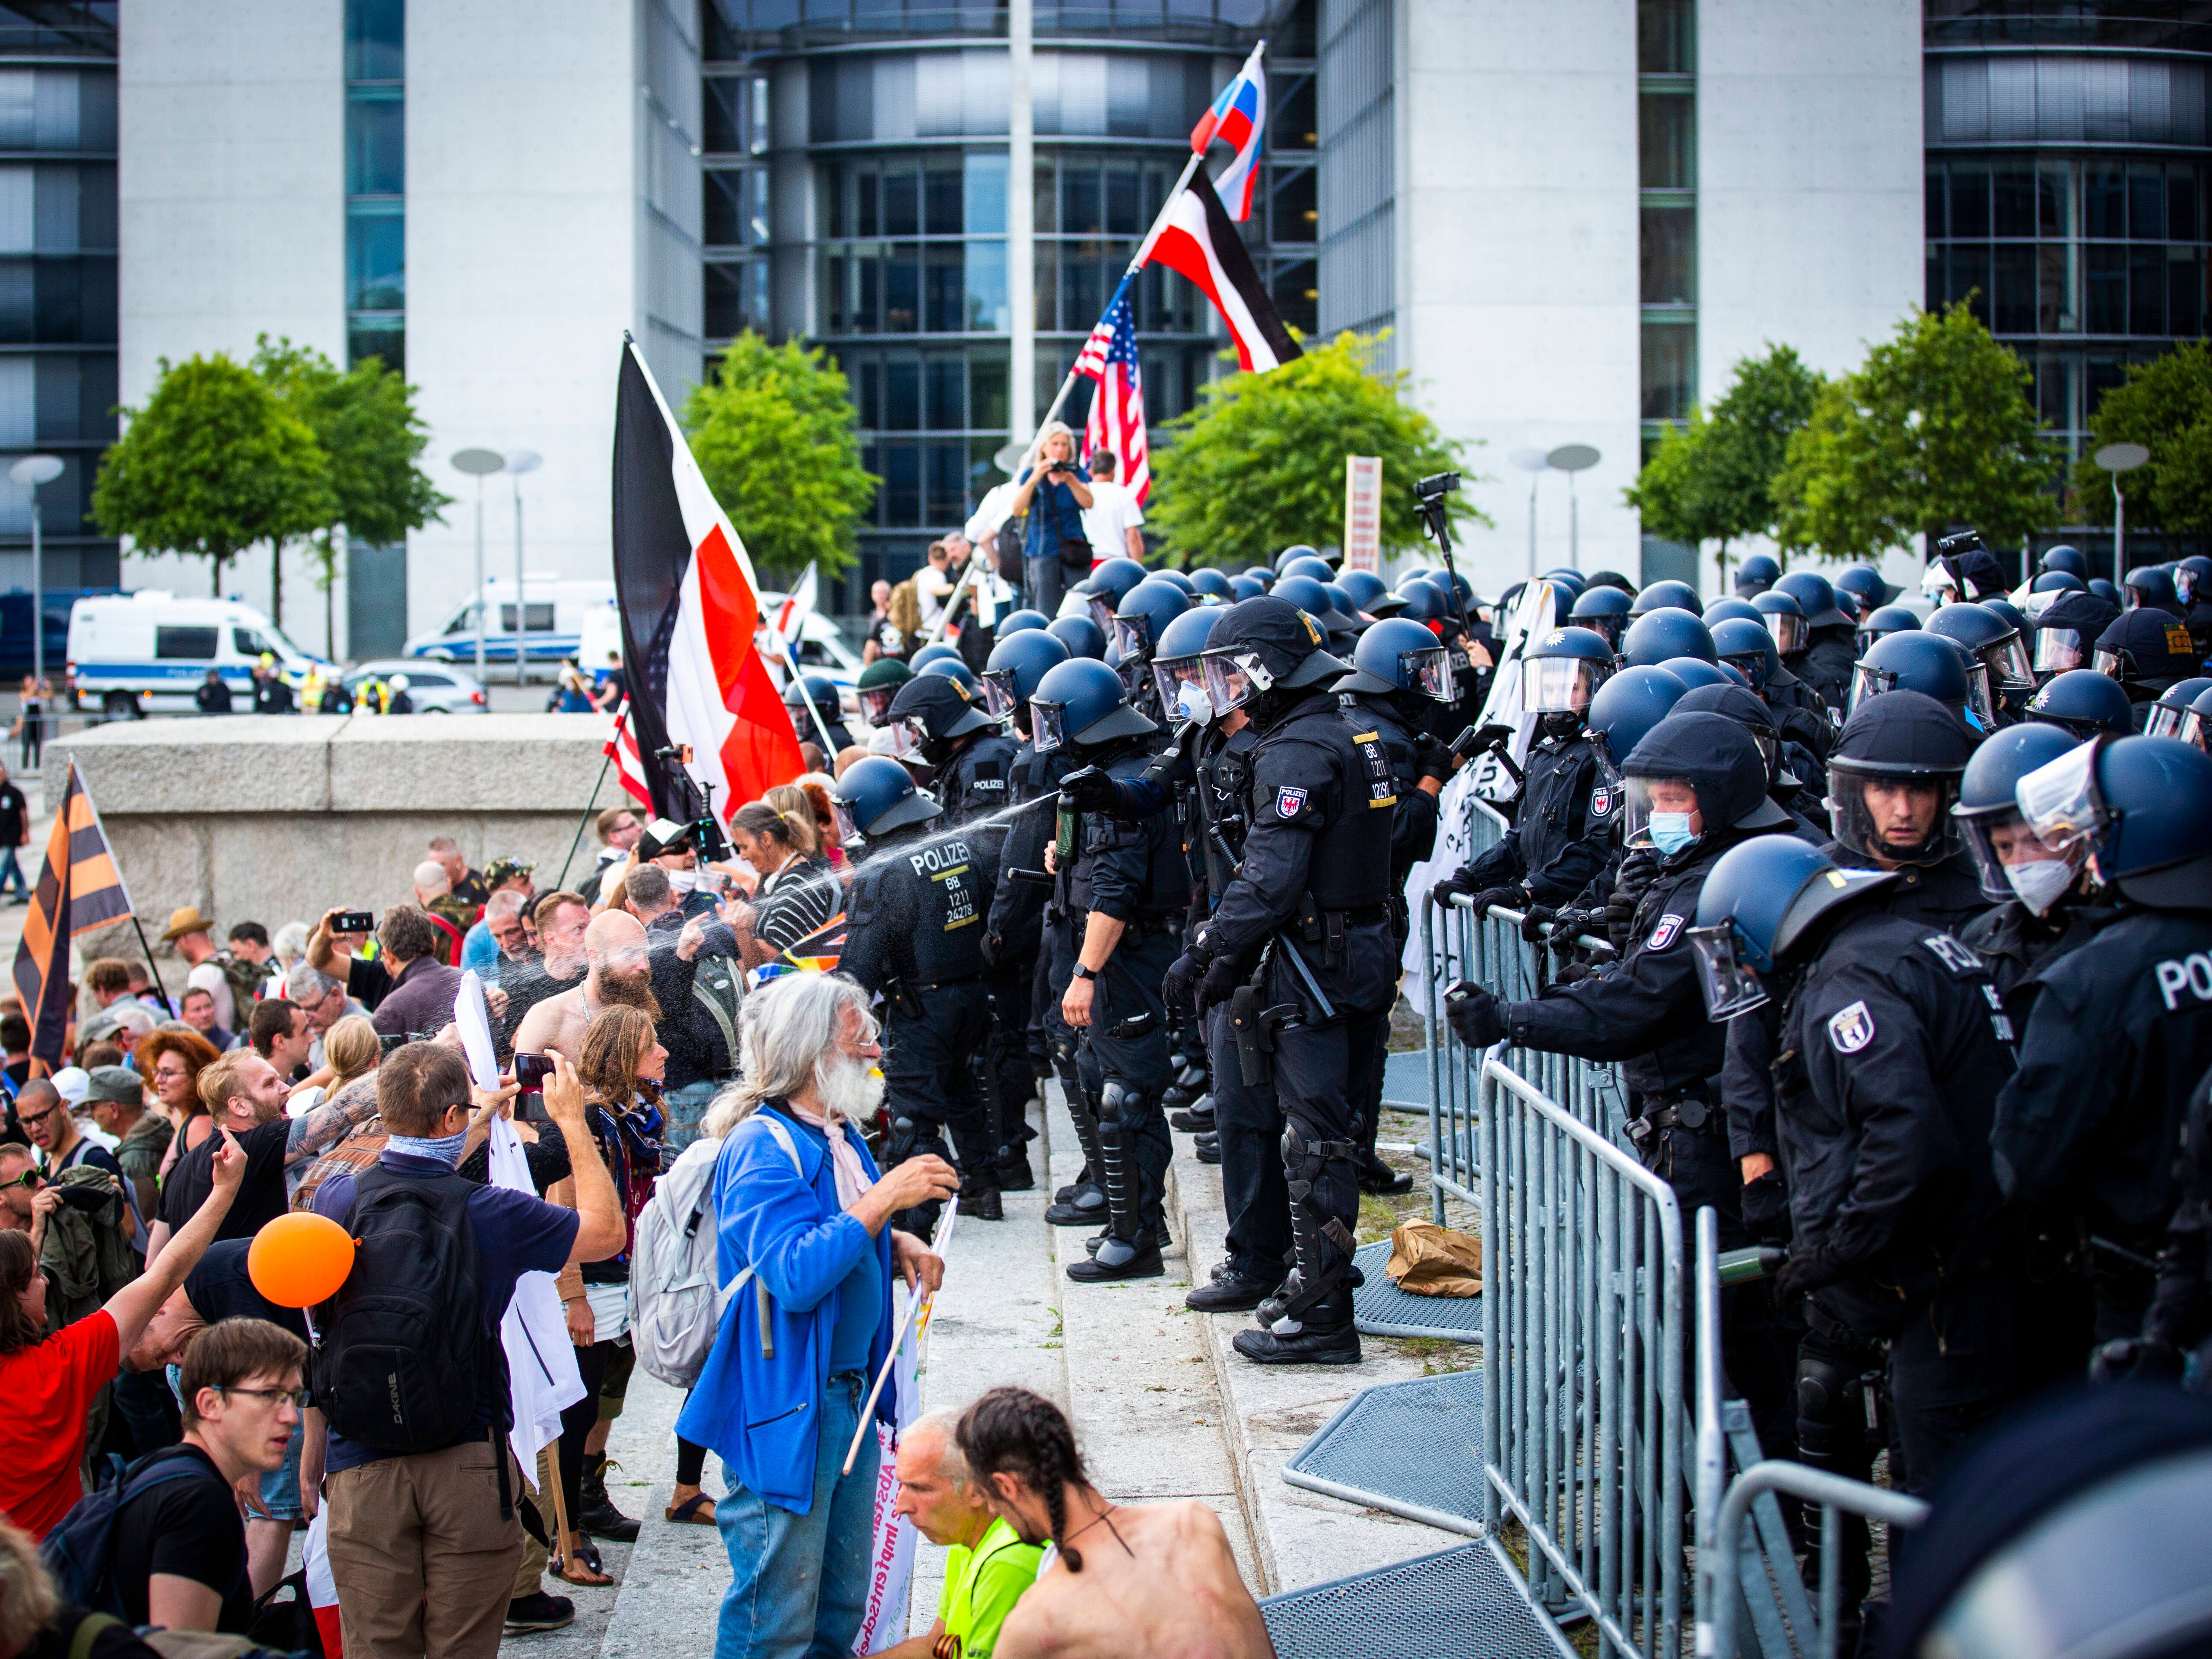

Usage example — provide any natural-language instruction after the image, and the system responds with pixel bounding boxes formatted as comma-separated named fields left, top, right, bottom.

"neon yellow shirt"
left=936, top=1516, right=1044, bottom=1658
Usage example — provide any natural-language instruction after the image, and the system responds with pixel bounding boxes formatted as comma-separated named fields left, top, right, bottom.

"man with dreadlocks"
left=954, top=1386, right=1273, bottom=1659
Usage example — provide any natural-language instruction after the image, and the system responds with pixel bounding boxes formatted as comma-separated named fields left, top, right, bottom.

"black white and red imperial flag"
left=1139, top=169, right=1303, bottom=374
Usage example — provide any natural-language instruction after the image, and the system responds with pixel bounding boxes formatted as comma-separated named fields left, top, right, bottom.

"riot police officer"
left=832, top=756, right=1000, bottom=1224
left=1831, top=563, right=1900, bottom=623
left=1078, top=557, right=1148, bottom=636
left=1992, top=734, right=2212, bottom=1344
left=856, top=656, right=912, bottom=731
left=1709, top=616, right=1832, bottom=777
left=1430, top=626, right=1620, bottom=913
left=1164, top=598, right=1398, bottom=1363
left=1954, top=722, right=2104, bottom=1009
left=1337, top=616, right=1454, bottom=1195
left=1031, top=658, right=1187, bottom=1282
left=1109, top=576, right=1191, bottom=724
left=1926, top=602, right=2039, bottom=724
left=1567, top=584, right=1633, bottom=651
left=2030, top=588, right=2122, bottom=681
left=784, top=671, right=854, bottom=753
left=1734, top=551, right=1780, bottom=599
left=1672, top=682, right=1828, bottom=837
left=1774, top=570, right=1860, bottom=715
left=2024, top=667, right=2136, bottom=738
left=2094, top=608, right=2200, bottom=725
left=1822, top=690, right=1990, bottom=934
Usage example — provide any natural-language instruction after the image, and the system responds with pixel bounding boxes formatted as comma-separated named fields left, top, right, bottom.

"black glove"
left=1739, top=1170, right=1792, bottom=1246
left=1548, top=909, right=1599, bottom=959
left=1443, top=979, right=1508, bottom=1048
left=1163, top=950, right=1205, bottom=1010
left=1429, top=867, right=1482, bottom=902
left=1411, top=731, right=1452, bottom=786
left=1195, top=955, right=1245, bottom=1013
left=1058, top=766, right=1123, bottom=817
left=1606, top=848, right=1659, bottom=950
left=1471, top=886, right=1524, bottom=918
left=1773, top=1243, right=1842, bottom=1302
left=2089, top=1337, right=2185, bottom=1387
left=1519, top=905, right=1557, bottom=944
left=1553, top=961, right=1595, bottom=986
left=980, top=932, right=1001, bottom=969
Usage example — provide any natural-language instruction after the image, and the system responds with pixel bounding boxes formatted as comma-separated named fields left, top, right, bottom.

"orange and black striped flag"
left=12, top=761, right=133, bottom=1072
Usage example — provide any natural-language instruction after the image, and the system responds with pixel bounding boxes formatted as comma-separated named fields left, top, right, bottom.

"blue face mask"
left=1649, top=811, right=1700, bottom=857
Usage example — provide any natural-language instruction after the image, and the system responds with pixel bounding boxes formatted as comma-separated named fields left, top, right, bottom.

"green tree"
left=1771, top=302, right=2059, bottom=561
left=684, top=333, right=877, bottom=583
left=92, top=354, right=331, bottom=598
left=1146, top=331, right=1484, bottom=566
left=254, top=337, right=447, bottom=651
left=2068, top=339, right=2212, bottom=537
left=1625, top=344, right=1823, bottom=588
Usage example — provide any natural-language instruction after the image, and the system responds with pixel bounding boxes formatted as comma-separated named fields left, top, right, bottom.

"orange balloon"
left=248, top=1211, right=356, bottom=1308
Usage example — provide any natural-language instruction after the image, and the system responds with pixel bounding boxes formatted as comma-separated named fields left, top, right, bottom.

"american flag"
left=603, top=698, right=653, bottom=810
left=1076, top=275, right=1149, bottom=505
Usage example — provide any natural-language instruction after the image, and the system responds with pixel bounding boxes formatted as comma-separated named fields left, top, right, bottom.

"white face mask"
left=2004, top=856, right=2075, bottom=916
left=1176, top=683, right=1214, bottom=725
left=667, top=869, right=698, bottom=896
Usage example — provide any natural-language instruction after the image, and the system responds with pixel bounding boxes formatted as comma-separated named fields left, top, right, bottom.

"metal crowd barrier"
left=1479, top=1057, right=1686, bottom=1659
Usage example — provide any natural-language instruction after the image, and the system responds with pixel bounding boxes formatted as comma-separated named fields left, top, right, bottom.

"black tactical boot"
left=578, top=1454, right=641, bottom=1541
left=1187, top=1261, right=1283, bottom=1313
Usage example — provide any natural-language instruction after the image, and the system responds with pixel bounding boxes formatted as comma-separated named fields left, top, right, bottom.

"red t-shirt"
left=0, top=1311, right=120, bottom=1537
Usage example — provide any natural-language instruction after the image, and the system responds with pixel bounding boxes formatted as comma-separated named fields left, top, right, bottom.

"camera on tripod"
left=1416, top=471, right=1462, bottom=506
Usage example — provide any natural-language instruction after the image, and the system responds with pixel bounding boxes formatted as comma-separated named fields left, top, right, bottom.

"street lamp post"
left=506, top=450, right=542, bottom=688
left=10, top=455, right=64, bottom=698
left=2094, top=442, right=2150, bottom=579
left=1546, top=444, right=1601, bottom=571
left=451, top=448, right=506, bottom=684
left=1508, top=448, right=1548, bottom=581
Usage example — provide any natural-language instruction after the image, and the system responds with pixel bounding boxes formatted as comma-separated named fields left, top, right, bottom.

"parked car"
left=67, top=591, right=330, bottom=717
left=339, top=658, right=489, bottom=714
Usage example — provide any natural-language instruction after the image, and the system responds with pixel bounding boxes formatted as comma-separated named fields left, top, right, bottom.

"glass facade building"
left=1639, top=0, right=1694, bottom=450
left=701, top=0, right=1316, bottom=617
left=1925, top=2, right=2212, bottom=566
left=344, top=0, right=408, bottom=655
left=0, top=2, right=116, bottom=594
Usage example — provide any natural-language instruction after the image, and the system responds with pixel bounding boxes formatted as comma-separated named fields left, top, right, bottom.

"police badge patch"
left=1275, top=785, right=1309, bottom=818
left=1647, top=913, right=1684, bottom=950
left=1827, top=1000, right=1876, bottom=1054
left=1591, top=784, right=1615, bottom=818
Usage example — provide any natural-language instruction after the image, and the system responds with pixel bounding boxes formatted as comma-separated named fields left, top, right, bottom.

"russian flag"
left=610, top=340, right=806, bottom=838
left=1189, top=41, right=1267, bottom=223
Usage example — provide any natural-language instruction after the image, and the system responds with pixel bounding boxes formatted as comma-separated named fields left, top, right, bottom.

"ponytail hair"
left=957, top=1386, right=1090, bottom=1570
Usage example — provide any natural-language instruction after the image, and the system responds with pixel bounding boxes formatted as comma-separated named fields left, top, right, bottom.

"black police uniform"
left=937, top=718, right=1032, bottom=1170
left=2139, top=1067, right=2212, bottom=1377
left=1196, top=689, right=1398, bottom=1351
left=1764, top=663, right=1835, bottom=759
left=1450, top=727, right=1612, bottom=906
left=1792, top=623, right=1858, bottom=715
left=1822, top=840, right=1990, bottom=936
left=992, top=735, right=1073, bottom=1085
left=1959, top=897, right=2110, bottom=1013
left=1992, top=903, right=2212, bottom=1340
left=1773, top=910, right=2020, bottom=1507
left=839, top=821, right=995, bottom=1227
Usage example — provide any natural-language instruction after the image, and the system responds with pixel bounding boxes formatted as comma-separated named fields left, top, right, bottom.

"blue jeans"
left=714, top=1371, right=880, bottom=1659
left=0, top=848, right=24, bottom=898
left=1026, top=554, right=1069, bottom=621
left=663, top=1078, right=722, bottom=1155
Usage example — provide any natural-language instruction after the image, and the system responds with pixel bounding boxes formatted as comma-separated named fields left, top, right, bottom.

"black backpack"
left=41, top=1446, right=236, bottom=1616
left=313, top=1164, right=494, bottom=1453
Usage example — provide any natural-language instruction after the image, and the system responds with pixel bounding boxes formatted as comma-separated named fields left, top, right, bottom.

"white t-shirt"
left=1081, top=480, right=1144, bottom=568
left=916, top=563, right=957, bottom=632
left=186, top=961, right=234, bottom=1032
left=964, top=482, right=1018, bottom=547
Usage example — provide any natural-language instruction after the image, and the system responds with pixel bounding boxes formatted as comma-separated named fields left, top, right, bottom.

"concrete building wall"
left=116, top=0, right=347, bottom=631
left=1391, top=0, right=1643, bottom=594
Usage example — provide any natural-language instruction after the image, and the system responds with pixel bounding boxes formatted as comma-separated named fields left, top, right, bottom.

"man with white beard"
left=509, top=910, right=702, bottom=1063
left=678, top=972, right=954, bottom=1658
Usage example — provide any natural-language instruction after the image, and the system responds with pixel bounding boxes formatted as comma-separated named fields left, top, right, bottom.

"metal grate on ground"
left=1379, top=1049, right=1432, bottom=1112
left=1281, top=1368, right=1487, bottom=1535
left=1351, top=1237, right=1483, bottom=1342
left=1260, top=1540, right=1570, bottom=1659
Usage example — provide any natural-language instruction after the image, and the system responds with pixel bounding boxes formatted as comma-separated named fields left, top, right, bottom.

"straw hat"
left=160, top=906, right=215, bottom=942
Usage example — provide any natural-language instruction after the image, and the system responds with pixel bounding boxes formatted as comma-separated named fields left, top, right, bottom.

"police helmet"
left=1279, top=554, right=1335, bottom=584
left=2184, top=682, right=2212, bottom=751
left=1733, top=552, right=1781, bottom=595
left=2015, top=732, right=2212, bottom=906
left=1340, top=615, right=1455, bottom=702
left=832, top=754, right=942, bottom=842
left=1617, top=711, right=1793, bottom=855
left=783, top=674, right=842, bottom=735
left=2089, top=577, right=2123, bottom=604
left=1336, top=569, right=1399, bottom=617
left=1047, top=615, right=1107, bottom=661
left=1710, top=617, right=1781, bottom=693
left=1775, top=569, right=1853, bottom=629
left=1832, top=563, right=1901, bottom=618
left=2031, top=570, right=2085, bottom=596
left=1227, top=574, right=1267, bottom=603
left=1188, top=567, right=1236, bottom=602
left=1659, top=657, right=1734, bottom=691
left=1926, top=601, right=2037, bottom=706
left=1270, top=574, right=1357, bottom=632
left=1675, top=682, right=1784, bottom=784
left=2039, top=543, right=2089, bottom=578
left=1849, top=629, right=1973, bottom=719
left=855, top=657, right=914, bottom=728
left=1392, top=577, right=1457, bottom=630
left=1951, top=721, right=2087, bottom=903
left=1081, top=558, right=1150, bottom=634
left=2148, top=676, right=2212, bottom=742
left=1827, top=690, right=1975, bottom=866
left=1688, top=838, right=1895, bottom=1016
left=1853, top=603, right=1921, bottom=657
left=1981, top=596, right=2030, bottom=638
left=2177, top=555, right=2212, bottom=606
left=887, top=671, right=995, bottom=761
left=1702, top=597, right=1764, bottom=628
left=1111, top=577, right=1191, bottom=665
left=998, top=608, right=1050, bottom=637
left=1586, top=665, right=1689, bottom=772
left=1147, top=605, right=1228, bottom=725
left=1240, top=565, right=1276, bottom=588
left=919, top=654, right=981, bottom=696
left=1629, top=579, right=1702, bottom=618
left=1521, top=626, right=1616, bottom=715
left=1151, top=569, right=1196, bottom=596
left=1752, top=589, right=1809, bottom=657
left=909, top=642, right=962, bottom=674
left=1569, top=584, right=1635, bottom=648
left=1027, top=657, right=1159, bottom=756
left=1584, top=569, right=1639, bottom=600
left=980, top=627, right=1070, bottom=721
left=1541, top=570, right=1586, bottom=609
left=1320, top=582, right=1364, bottom=632
left=2025, top=667, right=2136, bottom=739
left=1198, top=596, right=1350, bottom=724
left=1439, top=569, right=1475, bottom=610
left=1622, top=608, right=1717, bottom=667
left=2095, top=608, right=2198, bottom=695
left=2123, top=564, right=2179, bottom=611
left=1273, top=543, right=1326, bottom=574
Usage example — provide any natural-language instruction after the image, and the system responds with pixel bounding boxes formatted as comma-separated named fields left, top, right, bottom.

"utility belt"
left=1624, top=1088, right=1719, bottom=1150
left=1290, top=894, right=1390, bottom=968
left=1122, top=910, right=1185, bottom=942
left=886, top=973, right=980, bottom=1018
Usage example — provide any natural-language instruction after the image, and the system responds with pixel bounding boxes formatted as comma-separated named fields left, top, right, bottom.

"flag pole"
left=556, top=749, right=617, bottom=892
left=128, top=915, right=173, bottom=1016
left=783, top=638, right=844, bottom=757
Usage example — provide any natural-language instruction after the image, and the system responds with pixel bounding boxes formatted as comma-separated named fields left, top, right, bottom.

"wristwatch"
left=1071, top=964, right=1097, bottom=982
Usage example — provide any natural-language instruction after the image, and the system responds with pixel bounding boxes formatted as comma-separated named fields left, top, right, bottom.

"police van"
left=66, top=591, right=326, bottom=717
left=403, top=575, right=617, bottom=671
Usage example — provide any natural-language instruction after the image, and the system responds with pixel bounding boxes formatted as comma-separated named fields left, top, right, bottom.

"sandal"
left=553, top=1535, right=613, bottom=1587
left=665, top=1491, right=718, bottom=1526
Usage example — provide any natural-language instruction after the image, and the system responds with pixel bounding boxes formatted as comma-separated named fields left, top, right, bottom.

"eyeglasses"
left=6, top=1168, right=43, bottom=1190
left=16, top=1103, right=61, bottom=1127
left=216, top=1385, right=309, bottom=1409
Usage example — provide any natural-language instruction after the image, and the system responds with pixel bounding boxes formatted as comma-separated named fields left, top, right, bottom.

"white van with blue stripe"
left=402, top=576, right=616, bottom=670
left=66, top=592, right=326, bottom=717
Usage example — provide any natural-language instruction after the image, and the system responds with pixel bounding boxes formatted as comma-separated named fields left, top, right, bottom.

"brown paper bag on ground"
left=1385, top=1220, right=1484, bottom=1297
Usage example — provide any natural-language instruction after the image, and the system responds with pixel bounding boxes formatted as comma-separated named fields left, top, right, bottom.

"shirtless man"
left=957, top=1387, right=1276, bottom=1659
left=509, top=909, right=699, bottom=1061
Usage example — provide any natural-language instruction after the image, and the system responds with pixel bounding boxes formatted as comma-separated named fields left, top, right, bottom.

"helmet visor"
left=1111, top=613, right=1153, bottom=663
left=1404, top=642, right=1456, bottom=702
left=2145, top=699, right=2192, bottom=741
left=2015, top=739, right=2105, bottom=855
left=1981, top=633, right=2037, bottom=693
left=831, top=795, right=865, bottom=845
left=1621, top=774, right=1699, bottom=850
left=1958, top=803, right=2084, bottom=904
left=1765, top=612, right=1807, bottom=655
left=1201, top=649, right=1268, bottom=714
left=1031, top=700, right=1071, bottom=754
left=1687, top=924, right=1770, bottom=1021
left=1153, top=656, right=1214, bottom=725
left=1720, top=649, right=1770, bottom=691
left=1963, top=661, right=1998, bottom=731
left=1087, top=591, right=1119, bottom=636
left=979, top=668, right=1020, bottom=720
left=1827, top=759, right=1961, bottom=865
left=1847, top=662, right=1897, bottom=715
left=1522, top=656, right=1607, bottom=714
left=2092, top=646, right=2128, bottom=679
left=2180, top=568, right=2201, bottom=604
left=2180, top=709, right=2209, bottom=751
left=2034, top=627, right=2086, bottom=674
left=898, top=714, right=937, bottom=755
left=857, top=683, right=902, bottom=727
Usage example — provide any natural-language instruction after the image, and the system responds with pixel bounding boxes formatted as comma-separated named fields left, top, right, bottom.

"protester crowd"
left=0, top=504, right=2209, bottom=1659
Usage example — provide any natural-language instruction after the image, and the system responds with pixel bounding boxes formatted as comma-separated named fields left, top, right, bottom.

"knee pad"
left=1794, top=1351, right=1862, bottom=1463
left=1098, top=1077, right=1135, bottom=1128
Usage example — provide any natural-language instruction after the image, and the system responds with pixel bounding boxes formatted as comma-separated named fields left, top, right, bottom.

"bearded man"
left=509, top=910, right=702, bottom=1063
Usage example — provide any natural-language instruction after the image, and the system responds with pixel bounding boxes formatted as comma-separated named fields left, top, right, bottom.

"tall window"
left=346, top=0, right=404, bottom=375
left=1638, top=0, right=1694, bottom=451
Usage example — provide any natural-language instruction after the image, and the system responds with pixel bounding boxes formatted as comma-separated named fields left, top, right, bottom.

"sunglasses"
left=7, top=1168, right=43, bottom=1190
